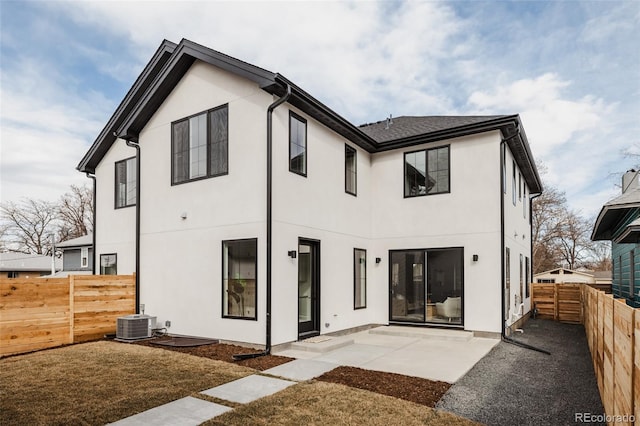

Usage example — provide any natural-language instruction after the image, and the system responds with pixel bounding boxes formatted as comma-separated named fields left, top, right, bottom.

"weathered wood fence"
left=583, top=285, right=638, bottom=425
left=0, top=275, right=135, bottom=357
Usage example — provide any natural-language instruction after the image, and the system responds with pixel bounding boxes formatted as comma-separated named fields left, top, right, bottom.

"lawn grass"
left=204, top=381, right=480, bottom=426
left=0, top=341, right=254, bottom=425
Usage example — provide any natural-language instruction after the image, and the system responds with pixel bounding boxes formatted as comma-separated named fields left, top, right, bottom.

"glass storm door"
left=298, top=239, right=320, bottom=338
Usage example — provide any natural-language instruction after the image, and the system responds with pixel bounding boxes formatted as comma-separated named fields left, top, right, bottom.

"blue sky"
left=1, top=0, right=638, bottom=220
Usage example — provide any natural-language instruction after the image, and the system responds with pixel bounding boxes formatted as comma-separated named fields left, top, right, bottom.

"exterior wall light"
left=288, top=250, right=297, bottom=258
left=472, top=255, right=479, bottom=262
left=375, top=257, right=382, bottom=264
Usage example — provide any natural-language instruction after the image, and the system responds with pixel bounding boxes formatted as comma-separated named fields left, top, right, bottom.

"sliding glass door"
left=390, top=248, right=463, bottom=326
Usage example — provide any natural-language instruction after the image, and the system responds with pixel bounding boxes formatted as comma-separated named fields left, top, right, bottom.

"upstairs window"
left=512, top=161, right=516, bottom=205
left=172, top=104, right=228, bottom=185
left=115, top=157, right=136, bottom=208
left=289, top=112, right=307, bottom=176
left=404, top=146, right=449, bottom=197
left=345, top=145, right=357, bottom=195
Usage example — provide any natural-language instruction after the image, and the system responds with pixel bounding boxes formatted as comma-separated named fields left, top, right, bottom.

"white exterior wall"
left=503, top=145, right=533, bottom=324
left=136, top=61, right=273, bottom=343
left=94, top=140, right=137, bottom=274
left=270, top=106, right=376, bottom=344
left=371, top=132, right=504, bottom=333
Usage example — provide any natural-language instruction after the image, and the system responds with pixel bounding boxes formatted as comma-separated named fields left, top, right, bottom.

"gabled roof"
left=614, top=217, right=640, bottom=244
left=79, top=38, right=542, bottom=193
left=57, top=234, right=93, bottom=249
left=591, top=187, right=640, bottom=241
left=533, top=267, right=594, bottom=278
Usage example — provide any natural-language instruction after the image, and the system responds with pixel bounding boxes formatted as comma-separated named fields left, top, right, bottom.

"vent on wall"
left=116, top=315, right=157, bottom=340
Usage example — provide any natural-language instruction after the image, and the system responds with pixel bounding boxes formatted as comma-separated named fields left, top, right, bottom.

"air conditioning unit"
left=116, top=314, right=157, bottom=340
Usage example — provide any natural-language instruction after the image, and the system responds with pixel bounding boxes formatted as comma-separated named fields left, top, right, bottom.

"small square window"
left=404, top=146, right=449, bottom=197
left=100, top=254, right=117, bottom=275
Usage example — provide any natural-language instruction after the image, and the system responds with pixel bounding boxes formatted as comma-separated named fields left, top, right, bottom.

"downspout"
left=85, top=172, right=97, bottom=274
left=124, top=138, right=141, bottom=315
left=234, top=84, right=292, bottom=360
left=500, top=128, right=550, bottom=355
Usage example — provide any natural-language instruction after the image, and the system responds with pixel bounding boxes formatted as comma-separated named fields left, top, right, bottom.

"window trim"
left=403, top=145, right=451, bottom=198
left=81, top=247, right=89, bottom=268
left=114, top=156, right=136, bottom=209
left=171, top=104, right=229, bottom=186
left=345, top=144, right=357, bottom=196
left=100, top=253, right=117, bottom=275
left=354, top=248, right=367, bottom=309
left=512, top=161, right=517, bottom=206
left=525, top=256, right=530, bottom=298
left=289, top=111, right=308, bottom=177
left=221, top=238, right=258, bottom=321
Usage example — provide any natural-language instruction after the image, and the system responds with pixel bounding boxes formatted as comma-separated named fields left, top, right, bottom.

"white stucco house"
left=77, top=39, right=542, bottom=348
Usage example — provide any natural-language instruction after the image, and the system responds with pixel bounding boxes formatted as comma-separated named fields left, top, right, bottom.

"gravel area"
left=436, top=318, right=604, bottom=425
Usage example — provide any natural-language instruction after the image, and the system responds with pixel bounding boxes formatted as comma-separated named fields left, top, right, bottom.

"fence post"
left=554, top=284, right=559, bottom=321
left=69, top=275, right=75, bottom=344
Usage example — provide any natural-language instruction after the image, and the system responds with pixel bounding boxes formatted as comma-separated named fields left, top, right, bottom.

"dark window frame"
left=403, top=145, right=451, bottom=198
left=222, top=238, right=258, bottom=321
left=512, top=161, right=517, bottom=206
left=100, top=253, right=117, bottom=275
left=114, top=156, right=137, bottom=209
left=354, top=248, right=367, bottom=309
left=345, top=144, right=357, bottom=196
left=289, top=111, right=307, bottom=177
left=525, top=256, right=530, bottom=298
left=171, top=104, right=229, bottom=186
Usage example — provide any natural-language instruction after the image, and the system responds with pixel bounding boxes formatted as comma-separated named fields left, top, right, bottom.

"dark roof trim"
left=592, top=204, right=640, bottom=241
left=117, top=39, right=278, bottom=141
left=77, top=40, right=177, bottom=173
left=614, top=218, right=640, bottom=244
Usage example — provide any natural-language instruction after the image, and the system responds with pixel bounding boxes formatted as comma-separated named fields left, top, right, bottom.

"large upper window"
left=404, top=146, right=449, bottom=197
left=222, top=239, right=257, bottom=320
left=289, top=112, right=307, bottom=176
left=345, top=145, right=357, bottom=195
left=172, top=105, right=228, bottom=184
left=354, top=248, right=366, bottom=309
left=115, top=157, right=136, bottom=208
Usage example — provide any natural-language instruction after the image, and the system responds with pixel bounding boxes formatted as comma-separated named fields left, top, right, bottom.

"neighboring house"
left=592, top=169, right=640, bottom=307
left=593, top=270, right=613, bottom=286
left=534, top=268, right=597, bottom=284
left=54, top=234, right=94, bottom=277
left=0, top=252, right=61, bottom=278
left=77, top=39, right=542, bottom=346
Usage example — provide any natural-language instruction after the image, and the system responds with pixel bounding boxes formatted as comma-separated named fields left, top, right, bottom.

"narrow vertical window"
left=505, top=247, right=511, bottom=315
left=289, top=112, right=307, bottom=176
left=519, top=254, right=523, bottom=305
left=115, top=157, right=136, bottom=208
left=525, top=256, right=530, bottom=298
left=189, top=113, right=207, bottom=179
left=427, top=146, right=450, bottom=194
left=502, top=147, right=507, bottom=194
left=523, top=187, right=527, bottom=218
left=81, top=247, right=89, bottom=268
left=518, top=173, right=522, bottom=200
left=354, top=249, right=366, bottom=309
left=345, top=145, right=357, bottom=195
left=512, top=161, right=516, bottom=205
left=100, top=254, right=117, bottom=275
left=404, top=150, right=426, bottom=196
left=209, top=105, right=229, bottom=176
left=223, top=239, right=257, bottom=319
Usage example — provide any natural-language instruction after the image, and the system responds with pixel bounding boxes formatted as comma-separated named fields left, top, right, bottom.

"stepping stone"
left=264, top=359, right=338, bottom=381
left=201, top=374, right=296, bottom=404
left=109, top=396, right=231, bottom=426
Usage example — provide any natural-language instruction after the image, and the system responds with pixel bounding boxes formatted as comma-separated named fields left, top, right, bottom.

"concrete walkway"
left=111, top=325, right=499, bottom=425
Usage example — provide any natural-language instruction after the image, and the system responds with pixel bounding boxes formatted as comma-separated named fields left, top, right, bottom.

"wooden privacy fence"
left=583, top=285, right=639, bottom=424
left=531, top=283, right=584, bottom=323
left=0, top=275, right=135, bottom=357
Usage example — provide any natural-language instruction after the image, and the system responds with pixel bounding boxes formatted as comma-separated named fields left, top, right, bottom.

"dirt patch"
left=317, top=366, right=451, bottom=407
left=141, top=338, right=452, bottom=408
left=134, top=337, right=293, bottom=370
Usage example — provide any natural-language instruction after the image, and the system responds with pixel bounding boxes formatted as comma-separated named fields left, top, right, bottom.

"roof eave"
left=77, top=40, right=178, bottom=173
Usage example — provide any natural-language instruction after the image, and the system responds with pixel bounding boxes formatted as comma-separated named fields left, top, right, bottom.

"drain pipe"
left=233, top=84, right=292, bottom=361
left=123, top=137, right=141, bottom=315
left=500, top=127, right=550, bottom=355
left=85, top=172, right=97, bottom=274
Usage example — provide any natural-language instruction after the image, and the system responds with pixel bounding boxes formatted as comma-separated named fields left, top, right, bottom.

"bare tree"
left=556, top=209, right=594, bottom=270
left=0, top=199, right=58, bottom=254
left=532, top=185, right=565, bottom=273
left=57, top=184, right=93, bottom=241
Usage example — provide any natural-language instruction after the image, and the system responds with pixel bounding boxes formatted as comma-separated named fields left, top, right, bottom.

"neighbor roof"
left=614, top=217, right=640, bottom=244
left=78, top=38, right=542, bottom=193
left=0, top=253, right=61, bottom=272
left=56, top=234, right=93, bottom=249
left=591, top=187, right=640, bottom=241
